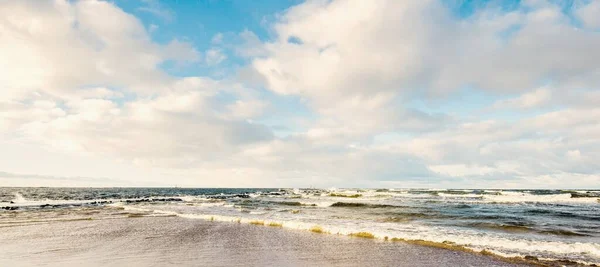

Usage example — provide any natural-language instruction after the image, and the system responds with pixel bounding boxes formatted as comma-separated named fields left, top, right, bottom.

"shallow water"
left=1, top=187, right=599, bottom=265
left=0, top=216, right=524, bottom=267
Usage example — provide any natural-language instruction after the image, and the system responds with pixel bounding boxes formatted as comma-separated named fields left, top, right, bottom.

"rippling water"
left=1, top=187, right=599, bottom=265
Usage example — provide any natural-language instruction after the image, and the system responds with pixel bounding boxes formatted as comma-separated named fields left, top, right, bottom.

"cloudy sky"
left=1, top=0, right=599, bottom=188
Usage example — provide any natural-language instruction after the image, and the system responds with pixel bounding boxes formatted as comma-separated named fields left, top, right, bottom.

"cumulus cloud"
left=491, top=87, right=552, bottom=110
left=0, top=0, right=272, bottom=181
left=5, top=78, right=273, bottom=167
left=205, top=48, right=227, bottom=65
left=576, top=0, right=600, bottom=28
left=248, top=0, right=600, bottom=149
left=1, top=0, right=599, bottom=188
left=0, top=0, right=197, bottom=99
left=137, top=0, right=175, bottom=22
left=253, top=0, right=600, bottom=100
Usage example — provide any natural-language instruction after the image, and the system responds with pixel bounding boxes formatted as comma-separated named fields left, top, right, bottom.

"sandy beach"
left=0, top=216, right=528, bottom=267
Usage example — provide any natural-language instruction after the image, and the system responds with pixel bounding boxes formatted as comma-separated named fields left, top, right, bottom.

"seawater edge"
left=135, top=207, right=584, bottom=267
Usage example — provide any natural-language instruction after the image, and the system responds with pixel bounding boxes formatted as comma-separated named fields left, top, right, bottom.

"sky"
left=1, top=0, right=599, bottom=188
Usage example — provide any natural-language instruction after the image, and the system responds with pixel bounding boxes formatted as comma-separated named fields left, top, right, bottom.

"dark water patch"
left=533, top=202, right=575, bottom=208
left=1, top=197, right=189, bottom=212
left=124, top=198, right=183, bottom=203
left=445, top=204, right=472, bottom=209
left=539, top=229, right=589, bottom=237
left=528, top=209, right=576, bottom=218
left=525, top=208, right=553, bottom=215
left=405, top=190, right=440, bottom=196
left=267, top=201, right=316, bottom=207
left=385, top=212, right=452, bottom=220
left=328, top=193, right=362, bottom=198
left=207, top=194, right=251, bottom=199
left=3, top=201, right=110, bottom=211
left=0, top=187, right=279, bottom=202
left=273, top=201, right=301, bottom=206
left=523, top=208, right=600, bottom=220
left=440, top=190, right=485, bottom=195
left=467, top=222, right=534, bottom=233
left=461, top=214, right=506, bottom=220
left=330, top=202, right=407, bottom=208
left=233, top=200, right=262, bottom=209
left=525, top=190, right=562, bottom=195
left=382, top=216, right=414, bottom=223
left=0, top=192, right=16, bottom=203
left=570, top=192, right=600, bottom=198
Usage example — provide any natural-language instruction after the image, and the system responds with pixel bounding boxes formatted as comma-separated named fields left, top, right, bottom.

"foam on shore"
left=126, top=205, right=599, bottom=266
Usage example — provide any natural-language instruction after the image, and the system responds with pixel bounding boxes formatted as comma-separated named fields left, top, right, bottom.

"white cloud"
left=492, top=87, right=552, bottom=110
left=429, top=164, right=497, bottom=177
left=566, top=149, right=582, bottom=161
left=244, top=0, right=600, bottom=157
left=5, top=78, right=273, bottom=166
left=1, top=0, right=599, bottom=188
left=137, top=0, right=174, bottom=22
left=211, top=33, right=224, bottom=44
left=0, top=1, right=272, bottom=185
left=235, top=30, right=268, bottom=58
left=253, top=0, right=600, bottom=103
left=576, top=0, right=600, bottom=28
left=149, top=23, right=159, bottom=33
left=205, top=48, right=227, bottom=65
left=0, top=0, right=198, bottom=99
left=164, top=40, right=200, bottom=63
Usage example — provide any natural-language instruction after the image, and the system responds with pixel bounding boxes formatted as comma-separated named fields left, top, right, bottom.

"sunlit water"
left=1, top=187, right=599, bottom=265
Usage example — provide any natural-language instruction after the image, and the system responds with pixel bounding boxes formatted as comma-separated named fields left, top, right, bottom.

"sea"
left=1, top=187, right=599, bottom=265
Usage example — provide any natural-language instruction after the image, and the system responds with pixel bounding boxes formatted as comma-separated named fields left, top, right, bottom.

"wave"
left=483, top=193, right=599, bottom=204
left=4, top=187, right=600, bottom=265
left=12, top=192, right=27, bottom=203
left=268, top=201, right=317, bottom=207
left=467, top=222, right=534, bottom=233
left=570, top=192, right=600, bottom=198
left=140, top=207, right=600, bottom=266
left=382, top=212, right=451, bottom=222
left=524, top=209, right=600, bottom=221
left=329, top=202, right=405, bottom=208
left=467, top=222, right=591, bottom=237
left=328, top=193, right=362, bottom=198
left=438, top=193, right=484, bottom=199
left=539, top=229, right=589, bottom=237
left=1, top=197, right=184, bottom=211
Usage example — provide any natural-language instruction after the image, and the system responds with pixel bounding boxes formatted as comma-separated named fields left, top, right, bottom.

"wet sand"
left=0, top=216, right=528, bottom=267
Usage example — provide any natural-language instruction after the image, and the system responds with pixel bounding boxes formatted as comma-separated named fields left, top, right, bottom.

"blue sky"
left=116, top=0, right=541, bottom=133
left=0, top=0, right=599, bottom=188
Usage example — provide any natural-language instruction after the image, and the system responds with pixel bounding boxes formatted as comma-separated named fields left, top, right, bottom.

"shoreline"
left=138, top=208, right=588, bottom=267
left=0, top=215, right=530, bottom=267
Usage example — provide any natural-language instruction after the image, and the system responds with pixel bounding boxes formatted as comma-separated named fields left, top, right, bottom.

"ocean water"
left=1, top=187, right=599, bottom=265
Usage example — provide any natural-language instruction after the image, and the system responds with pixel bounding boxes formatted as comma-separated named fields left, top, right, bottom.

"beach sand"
left=0, top=216, right=528, bottom=267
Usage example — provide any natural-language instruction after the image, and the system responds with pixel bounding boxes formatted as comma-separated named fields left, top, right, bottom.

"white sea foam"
left=12, top=192, right=27, bottom=203
left=5, top=196, right=98, bottom=207
left=484, top=190, right=501, bottom=193
left=141, top=204, right=600, bottom=265
left=483, top=193, right=598, bottom=204
left=6, top=188, right=598, bottom=265
left=249, top=211, right=267, bottom=215
left=438, top=193, right=483, bottom=198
